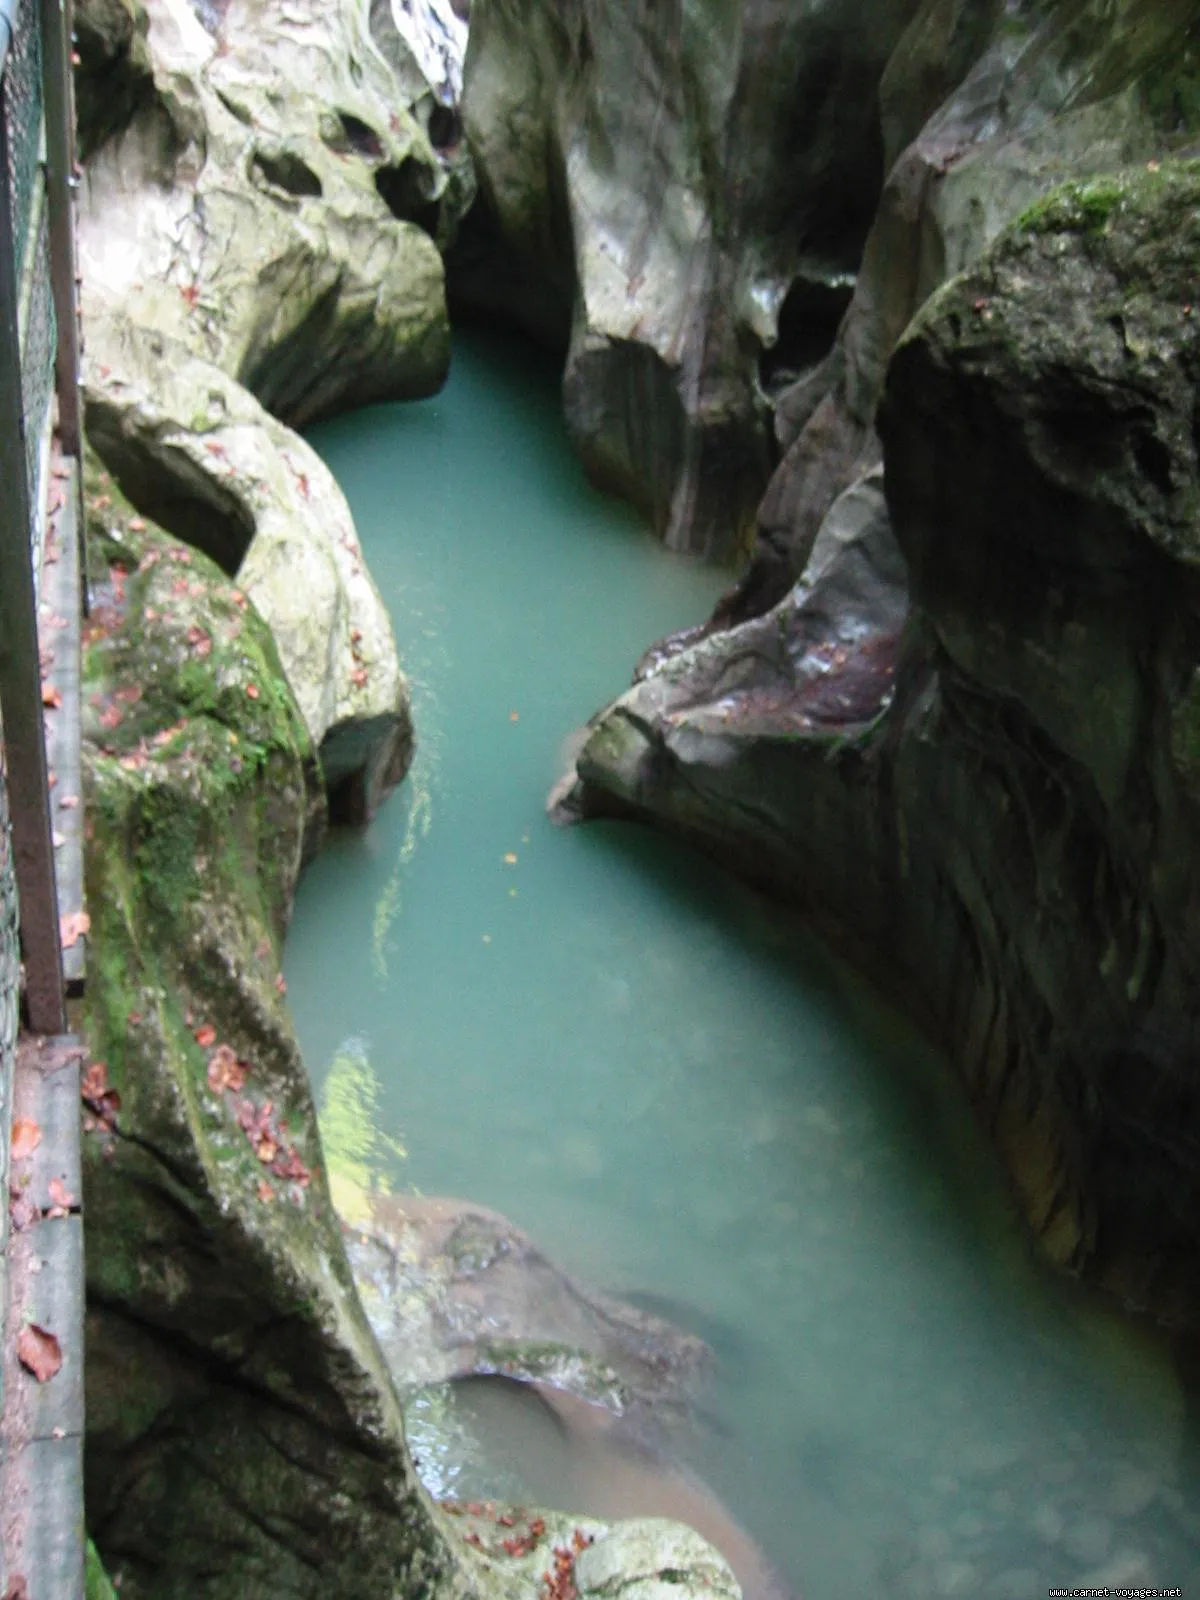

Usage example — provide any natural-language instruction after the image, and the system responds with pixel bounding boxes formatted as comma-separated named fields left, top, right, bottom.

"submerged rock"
left=559, top=159, right=1200, bottom=1327
left=345, top=1194, right=710, bottom=1417
left=83, top=312, right=413, bottom=820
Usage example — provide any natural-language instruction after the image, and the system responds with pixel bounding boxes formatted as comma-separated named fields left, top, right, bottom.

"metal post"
left=39, top=0, right=80, bottom=457
left=0, top=74, right=67, bottom=1036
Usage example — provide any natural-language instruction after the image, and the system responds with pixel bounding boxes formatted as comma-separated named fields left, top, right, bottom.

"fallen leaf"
left=207, top=1044, right=246, bottom=1094
left=60, top=910, right=91, bottom=948
left=503, top=852, right=518, bottom=865
left=129, top=517, right=146, bottom=531
left=255, top=1134, right=278, bottom=1164
left=42, top=683, right=62, bottom=709
left=350, top=667, right=368, bottom=688
left=58, top=793, right=79, bottom=809
left=186, top=624, right=212, bottom=658
left=98, top=705, right=123, bottom=729
left=274, top=974, right=287, bottom=995
left=194, top=1023, right=217, bottom=1048
left=48, top=1176, right=76, bottom=1211
left=257, top=1179, right=276, bottom=1203
left=245, top=683, right=260, bottom=700
left=509, top=711, right=519, bottom=723
left=10, top=1119, right=42, bottom=1160
left=3, top=1573, right=30, bottom=1598
left=82, top=1061, right=109, bottom=1101
left=17, top=1323, right=63, bottom=1382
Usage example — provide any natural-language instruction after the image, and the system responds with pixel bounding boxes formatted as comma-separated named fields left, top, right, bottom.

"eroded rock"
left=76, top=0, right=454, bottom=425
left=83, top=313, right=413, bottom=820
left=560, top=159, right=1200, bottom=1327
left=735, top=0, right=1200, bottom=618
left=345, top=1194, right=710, bottom=1417
left=461, top=0, right=925, bottom=559
left=79, top=462, right=466, bottom=1596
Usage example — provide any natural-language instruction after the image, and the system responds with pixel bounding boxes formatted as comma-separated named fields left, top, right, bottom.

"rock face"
left=70, top=0, right=460, bottom=815
left=82, top=312, right=413, bottom=820
left=76, top=0, right=453, bottom=425
left=79, top=464, right=464, bottom=1596
left=460, top=0, right=926, bottom=559
left=559, top=159, right=1200, bottom=1327
left=462, top=0, right=1200, bottom=568
left=736, top=0, right=1200, bottom=619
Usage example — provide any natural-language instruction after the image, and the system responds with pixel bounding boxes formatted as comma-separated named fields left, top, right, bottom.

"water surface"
left=286, top=331, right=1200, bottom=1600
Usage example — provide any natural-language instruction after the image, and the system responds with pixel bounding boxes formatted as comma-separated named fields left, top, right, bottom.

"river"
left=283, top=329, right=1200, bottom=1600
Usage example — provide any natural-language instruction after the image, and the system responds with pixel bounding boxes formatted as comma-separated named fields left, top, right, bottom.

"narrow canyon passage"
left=283, top=330, right=1200, bottom=1600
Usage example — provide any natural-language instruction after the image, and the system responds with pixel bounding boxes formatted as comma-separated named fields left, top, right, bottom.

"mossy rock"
left=78, top=455, right=469, bottom=1598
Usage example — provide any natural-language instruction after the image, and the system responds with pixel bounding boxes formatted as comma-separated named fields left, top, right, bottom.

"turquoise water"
left=285, top=331, right=1200, bottom=1600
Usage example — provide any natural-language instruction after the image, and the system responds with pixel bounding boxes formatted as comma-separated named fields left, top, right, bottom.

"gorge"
left=65, top=0, right=1200, bottom=1596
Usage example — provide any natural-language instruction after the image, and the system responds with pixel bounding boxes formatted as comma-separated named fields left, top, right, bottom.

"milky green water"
left=285, top=330, right=1200, bottom=1600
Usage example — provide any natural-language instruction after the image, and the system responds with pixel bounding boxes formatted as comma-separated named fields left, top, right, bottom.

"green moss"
left=1018, top=175, right=1128, bottom=236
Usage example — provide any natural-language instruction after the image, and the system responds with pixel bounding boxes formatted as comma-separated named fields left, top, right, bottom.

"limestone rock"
left=736, top=0, right=1200, bottom=617
left=78, top=466, right=466, bottom=1597
left=76, top=0, right=453, bottom=427
left=82, top=312, right=412, bottom=820
left=344, top=1194, right=710, bottom=1412
left=560, top=159, right=1200, bottom=1326
left=461, top=0, right=925, bottom=559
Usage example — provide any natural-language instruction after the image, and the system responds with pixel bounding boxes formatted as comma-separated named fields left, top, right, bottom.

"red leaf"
left=194, top=1023, right=217, bottom=1048
left=42, top=683, right=63, bottom=709
left=245, top=683, right=260, bottom=700
left=257, top=1179, right=276, bottom=1203
left=10, top=1119, right=42, bottom=1160
left=17, top=1324, right=63, bottom=1382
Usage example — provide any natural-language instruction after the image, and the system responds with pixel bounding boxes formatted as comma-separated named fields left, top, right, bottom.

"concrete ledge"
left=0, top=1034, right=85, bottom=1598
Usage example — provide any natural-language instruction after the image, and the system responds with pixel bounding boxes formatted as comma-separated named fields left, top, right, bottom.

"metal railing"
left=0, top=0, right=82, bottom=1035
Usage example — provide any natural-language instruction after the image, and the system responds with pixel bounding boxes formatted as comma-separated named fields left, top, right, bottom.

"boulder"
left=558, top=159, right=1200, bottom=1326
left=82, top=312, right=413, bottom=821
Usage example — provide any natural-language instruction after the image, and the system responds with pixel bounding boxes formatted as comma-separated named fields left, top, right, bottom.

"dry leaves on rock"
left=59, top=910, right=90, bottom=949
left=207, top=1043, right=247, bottom=1094
left=17, top=1323, right=63, bottom=1383
left=10, top=1118, right=42, bottom=1160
